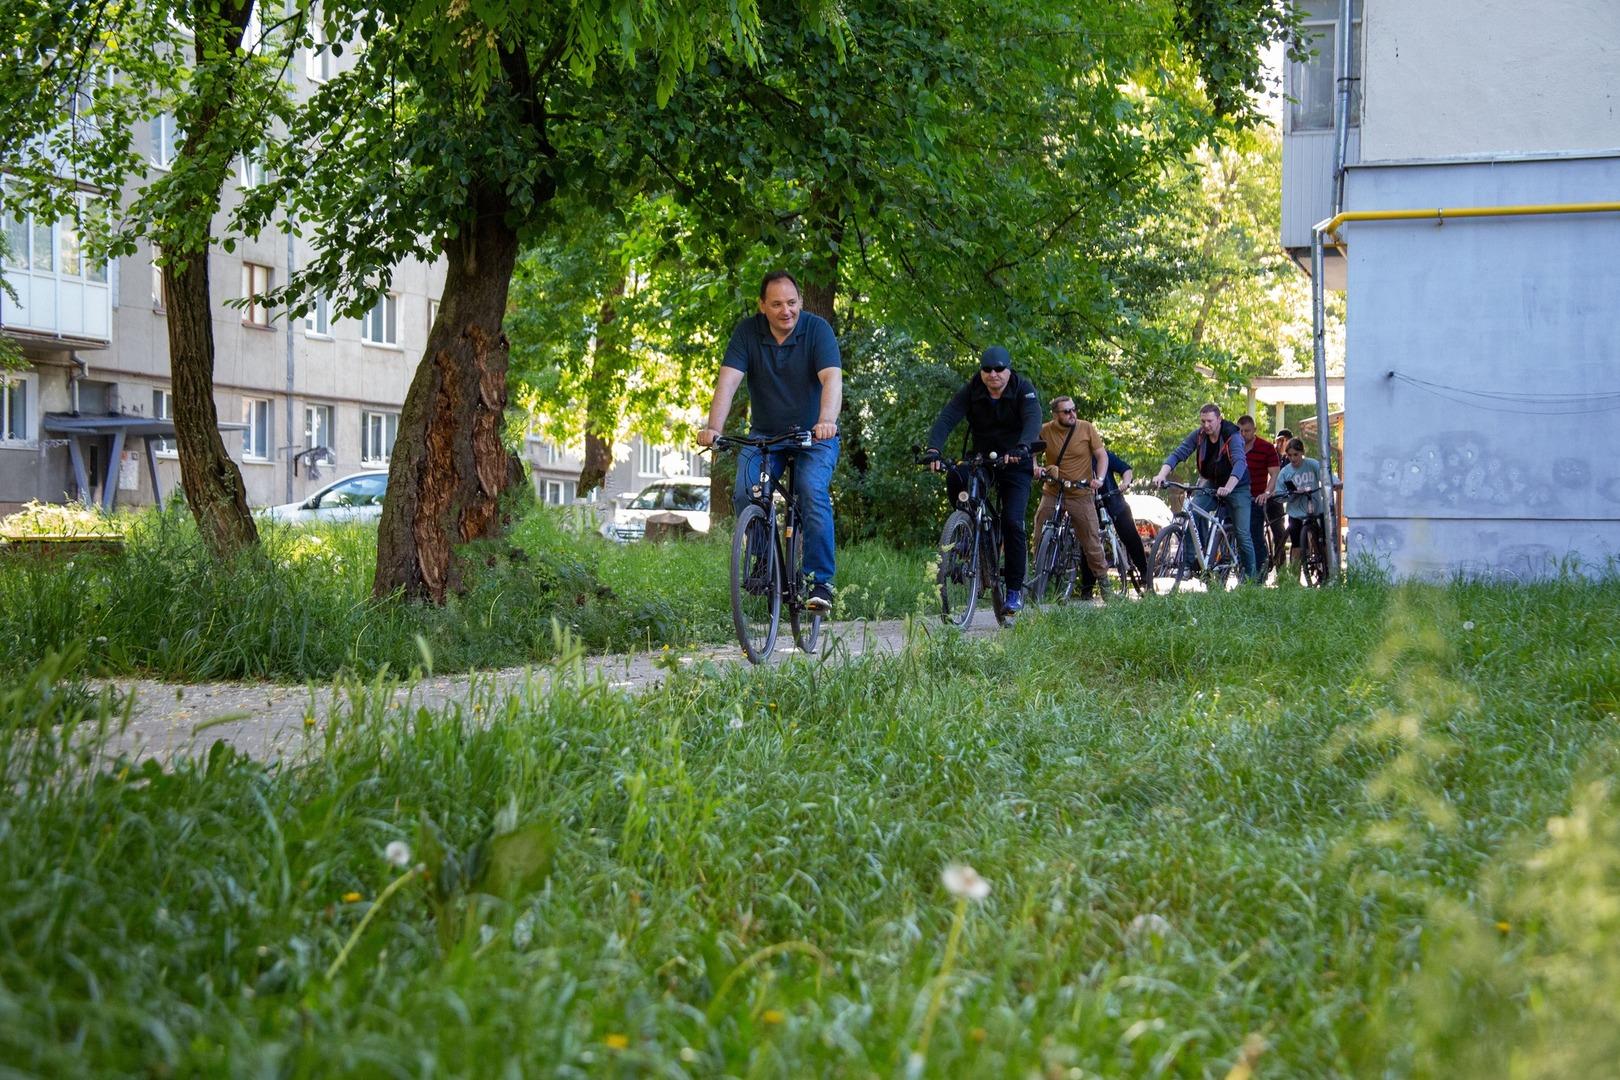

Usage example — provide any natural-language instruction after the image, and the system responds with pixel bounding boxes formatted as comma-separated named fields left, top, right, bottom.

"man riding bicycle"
left=923, top=346, right=1041, bottom=612
left=1035, top=395, right=1110, bottom=600
left=696, top=271, right=841, bottom=613
left=1151, top=403, right=1258, bottom=583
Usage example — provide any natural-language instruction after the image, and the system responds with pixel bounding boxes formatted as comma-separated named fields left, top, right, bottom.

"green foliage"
left=4, top=579, right=1620, bottom=1073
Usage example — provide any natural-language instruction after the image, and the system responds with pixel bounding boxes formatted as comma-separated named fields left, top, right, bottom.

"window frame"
left=1, top=372, right=38, bottom=447
left=1286, top=1, right=1362, bottom=134
left=303, top=292, right=331, bottom=337
left=151, top=113, right=180, bottom=169
left=153, top=388, right=177, bottom=456
left=304, top=402, right=334, bottom=453
left=361, top=293, right=398, bottom=346
left=241, top=396, right=273, bottom=462
left=360, top=410, right=399, bottom=465
left=242, top=262, right=272, bottom=326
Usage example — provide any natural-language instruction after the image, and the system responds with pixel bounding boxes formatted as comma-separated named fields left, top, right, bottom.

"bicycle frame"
left=1159, top=481, right=1238, bottom=585
left=925, top=451, right=1018, bottom=626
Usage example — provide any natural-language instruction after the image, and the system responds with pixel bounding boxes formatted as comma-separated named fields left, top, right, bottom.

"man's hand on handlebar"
left=813, top=420, right=838, bottom=442
left=921, top=447, right=943, bottom=473
left=696, top=426, right=719, bottom=447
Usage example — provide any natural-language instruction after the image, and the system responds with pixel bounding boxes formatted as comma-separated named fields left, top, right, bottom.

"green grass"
left=0, top=506, right=936, bottom=682
left=4, top=578, right=1619, bottom=1075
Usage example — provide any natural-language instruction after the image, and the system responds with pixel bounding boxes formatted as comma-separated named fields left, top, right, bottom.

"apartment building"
left=1280, top=0, right=1620, bottom=578
left=1, top=18, right=439, bottom=516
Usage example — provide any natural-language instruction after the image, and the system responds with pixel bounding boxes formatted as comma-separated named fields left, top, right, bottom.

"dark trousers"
left=1266, top=497, right=1287, bottom=570
left=948, top=464, right=1033, bottom=591
left=1080, top=492, right=1150, bottom=596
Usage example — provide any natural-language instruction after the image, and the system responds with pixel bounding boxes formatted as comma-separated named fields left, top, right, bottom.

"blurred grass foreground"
left=4, top=570, right=1620, bottom=1075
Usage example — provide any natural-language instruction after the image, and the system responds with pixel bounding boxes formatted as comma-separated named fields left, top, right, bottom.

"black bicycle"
left=712, top=431, right=822, bottom=664
left=920, top=446, right=1039, bottom=628
left=1029, top=478, right=1085, bottom=605
left=1095, top=490, right=1149, bottom=598
left=1282, top=480, right=1329, bottom=587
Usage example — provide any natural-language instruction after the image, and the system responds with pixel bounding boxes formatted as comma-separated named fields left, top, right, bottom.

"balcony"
left=2, top=207, right=112, bottom=349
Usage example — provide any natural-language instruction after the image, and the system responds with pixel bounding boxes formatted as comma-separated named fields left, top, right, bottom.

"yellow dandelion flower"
left=342, top=891, right=362, bottom=903
left=1496, top=920, right=1511, bottom=933
left=762, top=1009, right=785, bottom=1024
left=304, top=715, right=316, bottom=727
left=970, top=1027, right=987, bottom=1042
left=604, top=1033, right=629, bottom=1050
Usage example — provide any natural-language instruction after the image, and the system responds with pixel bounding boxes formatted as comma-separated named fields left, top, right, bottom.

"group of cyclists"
left=698, top=270, right=1333, bottom=632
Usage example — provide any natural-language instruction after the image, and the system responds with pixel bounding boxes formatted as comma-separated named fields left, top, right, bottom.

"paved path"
left=108, top=616, right=1002, bottom=763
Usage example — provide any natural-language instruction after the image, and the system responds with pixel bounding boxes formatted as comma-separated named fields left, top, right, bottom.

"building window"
left=238, top=149, right=267, bottom=189
left=306, top=22, right=336, bottom=82
left=543, top=479, right=566, bottom=505
left=1288, top=0, right=1362, bottom=133
left=304, top=293, right=330, bottom=337
left=150, top=244, right=167, bottom=309
left=637, top=440, right=666, bottom=477
left=546, top=442, right=563, bottom=465
left=151, top=113, right=180, bottom=168
left=2, top=203, right=106, bottom=282
left=1, top=374, right=35, bottom=445
left=304, top=403, right=334, bottom=452
left=361, top=410, right=398, bottom=464
left=428, top=298, right=440, bottom=330
left=153, top=388, right=177, bottom=455
left=362, top=294, right=397, bottom=345
left=242, top=263, right=272, bottom=326
left=242, top=397, right=272, bottom=461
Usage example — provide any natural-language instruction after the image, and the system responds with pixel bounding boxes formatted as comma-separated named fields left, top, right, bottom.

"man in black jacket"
left=923, top=346, right=1042, bottom=612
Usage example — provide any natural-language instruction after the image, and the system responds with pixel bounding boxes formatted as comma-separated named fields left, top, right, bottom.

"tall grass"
left=3, top=578, right=1618, bottom=1074
left=0, top=506, right=936, bottom=682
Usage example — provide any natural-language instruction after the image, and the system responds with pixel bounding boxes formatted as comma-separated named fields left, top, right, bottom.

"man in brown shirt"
left=1034, top=396, right=1110, bottom=596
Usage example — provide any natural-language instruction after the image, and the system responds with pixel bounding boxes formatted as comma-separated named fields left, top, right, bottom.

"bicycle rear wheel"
left=988, top=531, right=1010, bottom=626
left=1208, top=527, right=1239, bottom=590
left=938, top=509, right=981, bottom=628
left=730, top=504, right=781, bottom=663
left=787, top=522, right=821, bottom=653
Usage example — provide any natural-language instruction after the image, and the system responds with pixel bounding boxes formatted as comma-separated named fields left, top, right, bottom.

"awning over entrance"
left=43, top=414, right=178, bottom=512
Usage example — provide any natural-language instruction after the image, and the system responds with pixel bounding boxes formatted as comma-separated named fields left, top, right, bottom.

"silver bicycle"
left=1150, top=481, right=1239, bottom=593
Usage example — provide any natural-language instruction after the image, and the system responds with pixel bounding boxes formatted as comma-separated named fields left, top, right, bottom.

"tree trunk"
left=373, top=181, right=522, bottom=603
left=165, top=248, right=260, bottom=556
left=576, top=275, right=629, bottom=494
left=161, top=0, right=261, bottom=560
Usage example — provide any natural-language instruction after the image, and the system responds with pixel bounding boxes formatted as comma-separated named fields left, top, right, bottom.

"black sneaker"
left=805, top=583, right=833, bottom=614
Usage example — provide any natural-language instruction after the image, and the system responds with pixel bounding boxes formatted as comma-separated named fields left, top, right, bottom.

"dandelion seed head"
left=942, top=862, right=991, bottom=901
left=729, top=717, right=744, bottom=729
left=1463, top=620, right=1476, bottom=631
left=385, top=841, right=412, bottom=868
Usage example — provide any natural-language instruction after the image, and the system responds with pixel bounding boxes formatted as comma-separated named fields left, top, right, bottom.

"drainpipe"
left=69, top=351, right=89, bottom=413
left=1308, top=231, right=1339, bottom=579
left=285, top=229, right=296, bottom=503
left=1331, top=0, right=1355, bottom=217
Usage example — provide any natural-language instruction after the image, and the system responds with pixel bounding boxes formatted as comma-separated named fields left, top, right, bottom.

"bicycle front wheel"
left=938, top=510, right=981, bottom=627
left=788, top=523, right=821, bottom=654
left=1030, top=527, right=1059, bottom=605
left=731, top=504, right=781, bottom=663
left=1107, top=533, right=1145, bottom=598
left=1153, top=522, right=1192, bottom=594
left=1302, top=524, right=1327, bottom=587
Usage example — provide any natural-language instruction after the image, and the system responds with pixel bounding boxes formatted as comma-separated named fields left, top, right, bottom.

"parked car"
left=1124, top=491, right=1174, bottom=541
left=261, top=470, right=389, bottom=524
left=601, top=478, right=712, bottom=542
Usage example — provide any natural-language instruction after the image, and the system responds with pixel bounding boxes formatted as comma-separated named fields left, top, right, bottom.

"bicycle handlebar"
left=1158, top=479, right=1234, bottom=498
left=712, top=430, right=816, bottom=453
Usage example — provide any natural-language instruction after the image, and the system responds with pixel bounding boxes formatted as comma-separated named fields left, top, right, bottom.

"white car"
left=601, top=478, right=712, bottom=542
left=262, top=470, right=389, bottom=524
left=1124, top=491, right=1174, bottom=540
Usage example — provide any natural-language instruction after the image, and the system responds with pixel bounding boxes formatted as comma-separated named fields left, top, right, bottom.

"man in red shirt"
left=1238, top=416, right=1280, bottom=579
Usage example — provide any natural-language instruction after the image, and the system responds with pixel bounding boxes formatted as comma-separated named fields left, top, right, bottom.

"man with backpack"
left=1151, top=403, right=1258, bottom=583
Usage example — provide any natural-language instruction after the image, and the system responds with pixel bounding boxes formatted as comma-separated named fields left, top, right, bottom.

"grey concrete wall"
left=1342, top=153, right=1620, bottom=577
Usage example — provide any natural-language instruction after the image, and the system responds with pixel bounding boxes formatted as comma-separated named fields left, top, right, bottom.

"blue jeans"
left=1192, top=485, right=1257, bottom=581
left=1249, top=495, right=1272, bottom=576
left=734, top=436, right=839, bottom=586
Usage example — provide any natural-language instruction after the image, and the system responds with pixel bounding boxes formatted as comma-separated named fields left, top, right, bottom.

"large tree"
left=246, top=0, right=838, bottom=602
left=1, top=0, right=312, bottom=557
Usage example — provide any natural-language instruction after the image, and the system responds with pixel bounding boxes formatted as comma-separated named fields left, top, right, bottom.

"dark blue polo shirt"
left=721, top=311, right=841, bottom=435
